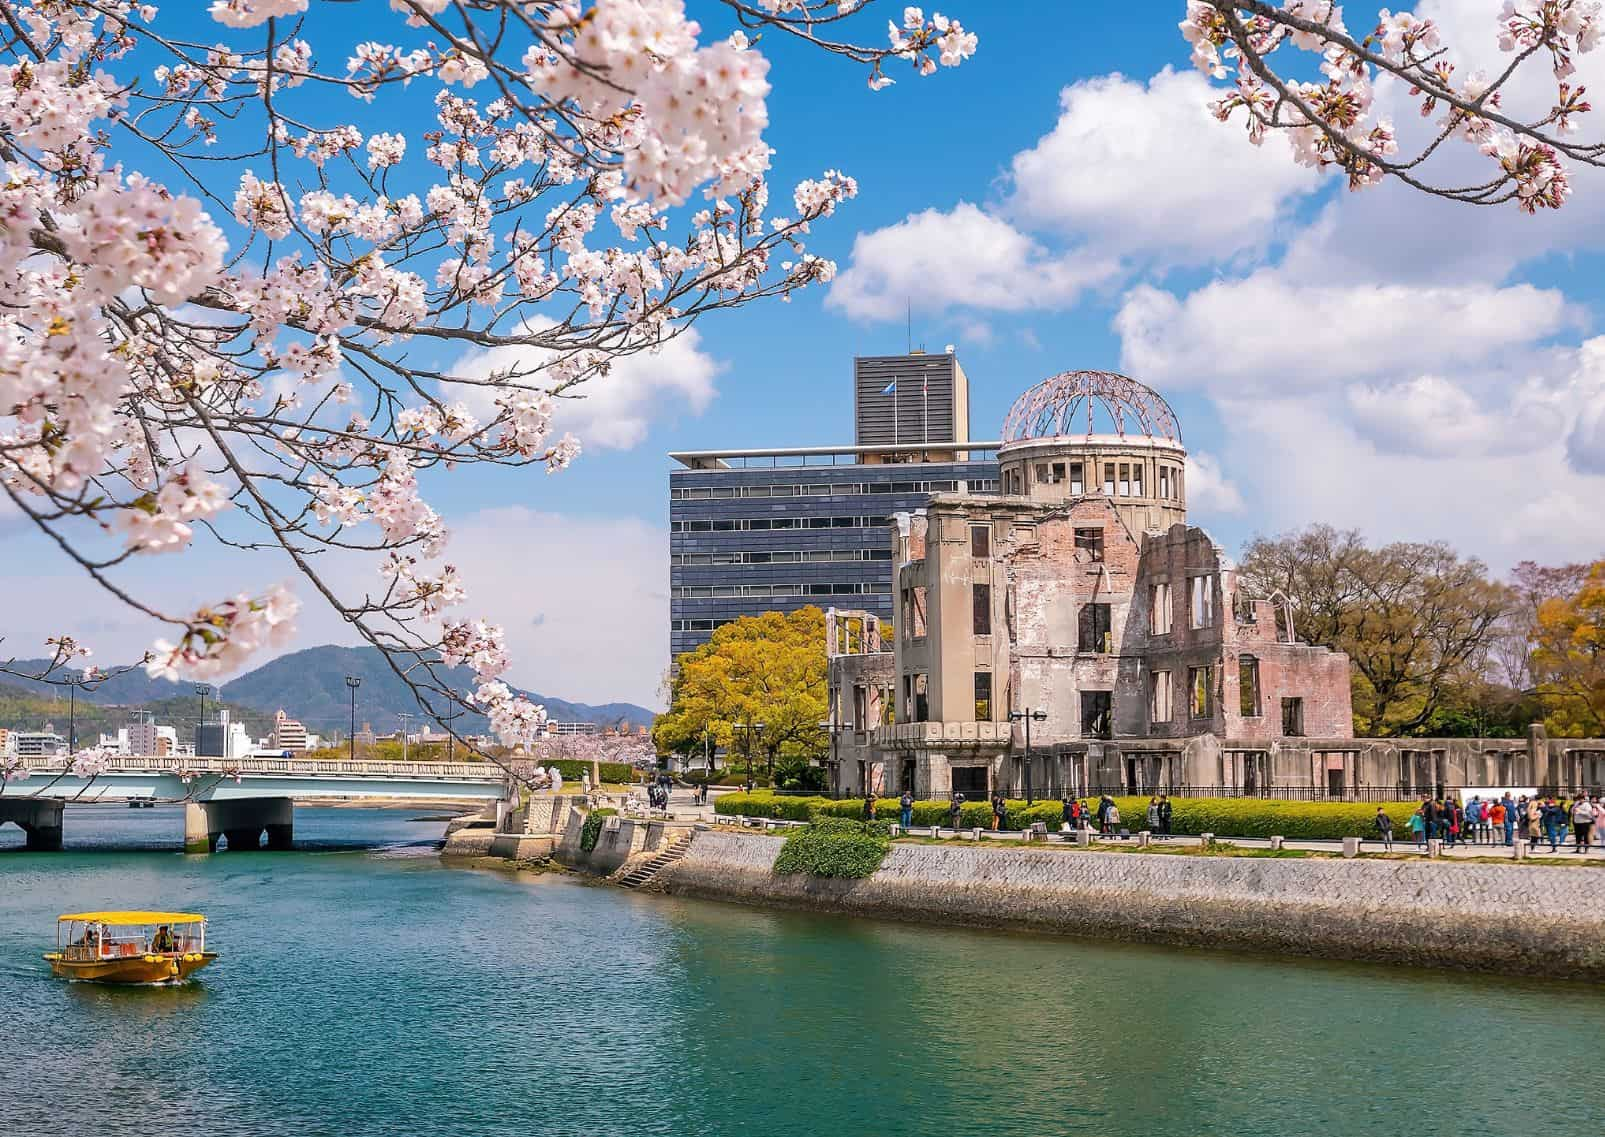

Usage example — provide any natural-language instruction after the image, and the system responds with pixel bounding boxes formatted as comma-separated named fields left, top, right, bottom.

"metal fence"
left=732, top=783, right=1592, bottom=802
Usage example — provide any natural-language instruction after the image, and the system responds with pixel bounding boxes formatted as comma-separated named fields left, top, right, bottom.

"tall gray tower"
left=853, top=352, right=970, bottom=463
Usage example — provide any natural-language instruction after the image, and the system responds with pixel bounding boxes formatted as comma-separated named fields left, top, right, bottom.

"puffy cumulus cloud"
left=1564, top=339, right=1605, bottom=475
left=449, top=322, right=720, bottom=450
left=826, top=202, right=1116, bottom=321
left=1116, top=276, right=1578, bottom=396
left=1211, top=395, right=1605, bottom=568
left=1185, top=451, right=1244, bottom=516
left=1008, top=67, right=1320, bottom=261
left=1345, top=375, right=1569, bottom=459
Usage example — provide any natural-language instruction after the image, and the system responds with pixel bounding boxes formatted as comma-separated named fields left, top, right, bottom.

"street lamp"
left=397, top=711, right=413, bottom=763
left=345, top=675, right=362, bottom=761
left=1009, top=707, right=1048, bottom=804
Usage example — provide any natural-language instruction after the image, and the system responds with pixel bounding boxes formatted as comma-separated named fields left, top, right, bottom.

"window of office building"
left=1074, top=527, right=1105, bottom=563
left=974, top=672, right=992, bottom=721
left=1078, top=602, right=1112, bottom=653
left=971, top=525, right=990, bottom=558
left=973, top=582, right=991, bottom=637
left=1151, top=670, right=1173, bottom=723
left=1151, top=582, right=1172, bottom=634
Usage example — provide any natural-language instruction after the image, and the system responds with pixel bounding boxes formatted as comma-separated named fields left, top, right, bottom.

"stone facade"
left=659, top=831, right=1605, bottom=978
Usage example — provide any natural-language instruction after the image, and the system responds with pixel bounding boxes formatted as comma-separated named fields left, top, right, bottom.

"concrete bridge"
left=0, top=755, right=512, bottom=852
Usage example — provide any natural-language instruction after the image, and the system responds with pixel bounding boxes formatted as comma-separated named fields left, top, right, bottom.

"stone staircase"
left=612, top=829, right=695, bottom=891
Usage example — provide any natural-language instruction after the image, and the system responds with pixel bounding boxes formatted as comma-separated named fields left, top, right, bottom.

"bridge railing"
left=16, top=755, right=508, bottom=780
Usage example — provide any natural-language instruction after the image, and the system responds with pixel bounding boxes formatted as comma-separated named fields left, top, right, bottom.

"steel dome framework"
left=1000, top=370, right=1182, bottom=445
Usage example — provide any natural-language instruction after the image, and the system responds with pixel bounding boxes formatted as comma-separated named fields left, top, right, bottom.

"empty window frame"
left=1238, top=655, right=1261, bottom=718
left=1190, top=575, right=1215, bottom=628
left=1282, top=697, right=1305, bottom=737
left=1118, top=463, right=1131, bottom=496
left=1035, top=464, right=1051, bottom=485
left=974, top=672, right=992, bottom=721
left=1158, top=467, right=1171, bottom=500
left=1103, top=463, right=1116, bottom=495
left=1150, top=582, right=1173, bottom=635
left=912, top=586, right=928, bottom=638
left=1081, top=691, right=1113, bottom=739
left=1132, top=465, right=1144, bottom=497
left=1074, top=527, right=1105, bottom=563
left=1078, top=602, right=1112, bottom=653
left=971, top=525, right=990, bottom=558
left=1150, top=670, right=1173, bottom=723
left=1069, top=462, right=1084, bottom=495
left=914, top=674, right=929, bottom=722
left=972, top=582, right=992, bottom=637
left=1189, top=666, right=1214, bottom=719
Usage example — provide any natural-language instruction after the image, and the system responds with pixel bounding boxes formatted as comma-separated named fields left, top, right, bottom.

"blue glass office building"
left=668, top=353, right=1000, bottom=658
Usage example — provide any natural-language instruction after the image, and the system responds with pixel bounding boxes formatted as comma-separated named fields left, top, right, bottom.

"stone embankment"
left=653, top=830, right=1605, bottom=978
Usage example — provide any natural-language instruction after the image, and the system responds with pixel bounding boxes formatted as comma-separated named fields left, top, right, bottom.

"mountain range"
left=0, top=645, right=655, bottom=736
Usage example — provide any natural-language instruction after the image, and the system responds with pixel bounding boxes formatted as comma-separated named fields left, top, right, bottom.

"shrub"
left=579, top=807, right=617, bottom=853
left=773, top=818, right=890, bottom=879
left=545, top=760, right=636, bottom=785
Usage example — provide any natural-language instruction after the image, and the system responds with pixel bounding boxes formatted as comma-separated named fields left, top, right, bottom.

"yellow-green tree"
left=1532, top=563, right=1605, bottom=736
left=654, top=607, right=827, bottom=776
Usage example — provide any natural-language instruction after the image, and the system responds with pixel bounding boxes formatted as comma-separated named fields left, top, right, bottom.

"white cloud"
left=1116, top=276, right=1578, bottom=395
left=826, top=202, right=1116, bottom=321
left=1185, top=451, right=1244, bottom=516
left=1345, top=374, right=1568, bottom=458
left=446, top=506, right=665, bottom=708
left=448, top=323, right=720, bottom=450
left=1008, top=67, right=1320, bottom=261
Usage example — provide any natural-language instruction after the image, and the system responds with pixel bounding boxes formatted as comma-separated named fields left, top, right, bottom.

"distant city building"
left=545, top=721, right=602, bottom=736
left=13, top=731, right=67, bottom=757
left=126, top=718, right=161, bottom=757
left=669, top=351, right=998, bottom=658
left=0, top=728, right=12, bottom=755
left=271, top=708, right=310, bottom=752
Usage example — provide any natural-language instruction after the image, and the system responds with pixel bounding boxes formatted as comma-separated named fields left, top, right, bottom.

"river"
left=3, top=804, right=1602, bottom=1136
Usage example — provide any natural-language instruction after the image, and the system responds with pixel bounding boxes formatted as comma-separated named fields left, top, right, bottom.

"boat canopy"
left=58, top=911, right=205, bottom=924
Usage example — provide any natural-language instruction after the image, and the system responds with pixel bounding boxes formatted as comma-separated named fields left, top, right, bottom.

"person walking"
left=948, top=791, right=964, bottom=834
left=1157, top=794, right=1173, bottom=838
left=1374, top=806, right=1395, bottom=852
left=1105, top=799, right=1122, bottom=836
left=1061, top=793, right=1075, bottom=834
left=1421, top=796, right=1440, bottom=843
left=1541, top=797, right=1560, bottom=853
left=1571, top=795, right=1594, bottom=853
left=991, top=791, right=1007, bottom=831
left=1464, top=796, right=1480, bottom=845
left=1526, top=796, right=1544, bottom=847
left=1146, top=797, right=1161, bottom=833
left=1501, top=792, right=1517, bottom=846
left=1490, top=798, right=1507, bottom=848
left=1444, top=798, right=1460, bottom=849
left=863, top=790, right=877, bottom=822
left=899, top=789, right=914, bottom=831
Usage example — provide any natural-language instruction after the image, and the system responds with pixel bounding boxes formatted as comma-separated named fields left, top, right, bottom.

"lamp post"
left=1009, top=707, right=1048, bottom=804
left=67, top=673, right=77, bottom=754
left=397, top=712, right=413, bottom=763
left=345, top=675, right=361, bottom=761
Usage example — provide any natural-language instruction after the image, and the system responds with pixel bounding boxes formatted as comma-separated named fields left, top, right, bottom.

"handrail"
left=16, top=755, right=507, bottom=780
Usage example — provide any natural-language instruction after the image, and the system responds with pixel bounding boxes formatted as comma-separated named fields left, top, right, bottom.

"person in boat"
left=151, top=925, right=176, bottom=953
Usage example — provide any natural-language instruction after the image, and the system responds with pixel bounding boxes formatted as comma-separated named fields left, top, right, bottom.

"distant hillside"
left=0, top=682, right=274, bottom=742
left=2, top=645, right=653, bottom=735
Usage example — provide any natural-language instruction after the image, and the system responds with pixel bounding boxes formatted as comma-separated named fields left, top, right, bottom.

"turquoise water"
left=4, top=805, right=1603, bottom=1137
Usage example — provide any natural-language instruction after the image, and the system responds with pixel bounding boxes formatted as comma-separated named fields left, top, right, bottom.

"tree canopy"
left=1532, top=563, right=1605, bottom=737
left=654, top=608, right=827, bottom=775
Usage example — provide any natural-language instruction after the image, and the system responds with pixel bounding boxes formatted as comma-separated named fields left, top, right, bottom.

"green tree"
left=1532, top=563, right=1605, bottom=737
left=1239, top=526, right=1511, bottom=736
left=654, top=608, right=828, bottom=778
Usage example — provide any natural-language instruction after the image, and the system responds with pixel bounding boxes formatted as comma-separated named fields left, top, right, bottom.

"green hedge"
left=579, top=807, right=617, bottom=853
left=716, top=792, right=1417, bottom=841
left=773, top=818, right=890, bottom=879
left=547, top=760, right=637, bottom=784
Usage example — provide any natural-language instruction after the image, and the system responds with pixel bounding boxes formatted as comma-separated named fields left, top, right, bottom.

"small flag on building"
left=881, top=380, right=897, bottom=394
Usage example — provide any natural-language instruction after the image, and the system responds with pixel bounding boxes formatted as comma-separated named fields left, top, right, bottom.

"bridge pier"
left=184, top=798, right=293, bottom=854
left=0, top=798, right=64, bottom=851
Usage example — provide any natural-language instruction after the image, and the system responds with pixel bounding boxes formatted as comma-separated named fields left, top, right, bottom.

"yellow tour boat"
left=44, top=912, right=217, bottom=984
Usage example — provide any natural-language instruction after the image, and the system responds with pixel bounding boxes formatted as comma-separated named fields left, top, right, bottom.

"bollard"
left=970, top=827, right=984, bottom=841
left=1200, top=832, right=1214, bottom=849
left=1269, top=835, right=1285, bottom=851
left=890, top=824, right=902, bottom=837
left=1136, top=831, right=1152, bottom=848
left=931, top=826, right=943, bottom=839
left=1514, top=839, right=1528, bottom=861
left=1075, top=827, right=1092, bottom=847
left=1427, top=838, right=1442, bottom=859
left=1342, top=837, right=1361, bottom=859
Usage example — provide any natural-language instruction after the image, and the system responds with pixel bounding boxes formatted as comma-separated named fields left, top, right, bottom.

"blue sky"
left=6, top=1, right=1604, bottom=711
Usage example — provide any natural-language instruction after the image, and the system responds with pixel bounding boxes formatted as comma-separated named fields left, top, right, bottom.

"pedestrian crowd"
left=1403, top=792, right=1598, bottom=854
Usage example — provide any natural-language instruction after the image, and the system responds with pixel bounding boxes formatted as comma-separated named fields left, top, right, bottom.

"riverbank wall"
left=654, top=831, right=1605, bottom=978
